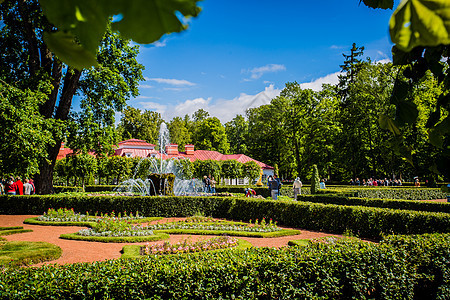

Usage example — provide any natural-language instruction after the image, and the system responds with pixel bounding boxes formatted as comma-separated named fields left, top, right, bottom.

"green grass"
left=59, top=232, right=170, bottom=243
left=0, top=241, right=62, bottom=267
left=0, top=226, right=33, bottom=236
left=120, top=238, right=253, bottom=259
left=24, top=216, right=163, bottom=227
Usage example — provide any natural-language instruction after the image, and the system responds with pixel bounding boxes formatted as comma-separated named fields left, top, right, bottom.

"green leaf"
left=111, top=0, right=202, bottom=44
left=44, top=31, right=98, bottom=71
left=361, top=0, right=394, bottom=10
left=39, top=0, right=109, bottom=54
left=424, top=47, right=445, bottom=78
left=390, top=79, right=409, bottom=104
left=396, top=100, right=418, bottom=125
left=390, top=0, right=450, bottom=52
left=429, top=115, right=450, bottom=148
left=378, top=114, right=401, bottom=135
left=39, top=0, right=202, bottom=69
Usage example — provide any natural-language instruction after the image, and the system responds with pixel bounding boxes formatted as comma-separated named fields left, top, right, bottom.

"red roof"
left=114, top=148, right=158, bottom=157
left=172, top=150, right=273, bottom=170
left=117, top=139, right=156, bottom=147
left=57, top=147, right=73, bottom=160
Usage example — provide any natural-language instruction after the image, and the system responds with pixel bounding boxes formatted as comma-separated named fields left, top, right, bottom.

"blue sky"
left=124, top=0, right=398, bottom=123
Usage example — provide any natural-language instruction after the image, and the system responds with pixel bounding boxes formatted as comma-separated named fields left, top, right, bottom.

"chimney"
left=185, top=144, right=194, bottom=155
left=165, top=144, right=178, bottom=155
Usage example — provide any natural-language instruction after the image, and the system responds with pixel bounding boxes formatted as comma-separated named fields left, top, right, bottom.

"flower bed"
left=141, top=236, right=239, bottom=255
left=37, top=208, right=145, bottom=222
left=149, top=217, right=281, bottom=233
left=25, top=208, right=162, bottom=227
left=77, top=217, right=154, bottom=237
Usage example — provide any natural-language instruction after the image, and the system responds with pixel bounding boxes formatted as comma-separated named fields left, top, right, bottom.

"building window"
left=125, top=153, right=132, bottom=158
left=238, top=178, right=244, bottom=185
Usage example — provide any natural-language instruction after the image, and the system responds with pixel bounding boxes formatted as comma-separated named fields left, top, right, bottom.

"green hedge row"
left=53, top=185, right=117, bottom=193
left=1, top=195, right=449, bottom=239
left=53, top=186, right=83, bottom=193
left=327, top=187, right=447, bottom=200
left=1, top=233, right=448, bottom=299
left=296, top=194, right=450, bottom=213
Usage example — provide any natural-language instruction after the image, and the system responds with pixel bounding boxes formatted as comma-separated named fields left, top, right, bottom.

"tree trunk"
left=35, top=69, right=81, bottom=194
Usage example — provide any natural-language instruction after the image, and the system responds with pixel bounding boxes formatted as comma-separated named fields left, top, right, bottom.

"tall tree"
left=0, top=0, right=201, bottom=194
left=0, top=81, right=53, bottom=177
left=225, top=115, right=249, bottom=154
left=168, top=116, right=192, bottom=151
left=193, top=117, right=230, bottom=154
left=118, top=107, right=163, bottom=144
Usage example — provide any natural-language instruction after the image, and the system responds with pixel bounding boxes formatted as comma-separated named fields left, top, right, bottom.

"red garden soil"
left=0, top=215, right=341, bottom=266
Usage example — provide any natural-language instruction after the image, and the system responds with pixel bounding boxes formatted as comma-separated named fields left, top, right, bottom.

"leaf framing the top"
left=390, top=0, right=450, bottom=52
left=39, top=0, right=202, bottom=69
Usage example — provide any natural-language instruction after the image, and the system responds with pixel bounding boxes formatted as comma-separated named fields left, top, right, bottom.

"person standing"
left=210, top=177, right=216, bottom=194
left=23, top=179, right=34, bottom=195
left=29, top=179, right=35, bottom=194
left=269, top=175, right=279, bottom=200
left=0, top=179, right=5, bottom=195
left=15, top=177, right=24, bottom=195
left=5, top=177, right=17, bottom=195
left=319, top=179, right=326, bottom=189
left=293, top=177, right=303, bottom=200
left=206, top=175, right=211, bottom=193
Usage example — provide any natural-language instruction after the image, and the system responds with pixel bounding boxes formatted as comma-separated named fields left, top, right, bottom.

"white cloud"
left=243, top=64, right=286, bottom=80
left=172, top=97, right=212, bottom=118
left=152, top=40, right=167, bottom=47
left=135, top=73, right=342, bottom=123
left=139, top=84, right=154, bottom=89
left=156, top=85, right=281, bottom=123
left=145, top=77, right=196, bottom=86
left=138, top=101, right=167, bottom=115
left=300, top=72, right=341, bottom=91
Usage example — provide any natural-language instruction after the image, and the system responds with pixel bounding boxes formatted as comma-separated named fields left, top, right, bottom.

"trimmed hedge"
left=1, top=195, right=449, bottom=239
left=53, top=186, right=83, bottom=193
left=59, top=232, right=170, bottom=243
left=327, top=187, right=447, bottom=200
left=295, top=194, right=450, bottom=213
left=0, top=234, right=448, bottom=299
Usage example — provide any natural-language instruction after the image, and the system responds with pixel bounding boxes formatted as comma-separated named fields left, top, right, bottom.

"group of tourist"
left=0, top=176, right=35, bottom=195
left=349, top=177, right=403, bottom=186
left=202, top=175, right=217, bottom=193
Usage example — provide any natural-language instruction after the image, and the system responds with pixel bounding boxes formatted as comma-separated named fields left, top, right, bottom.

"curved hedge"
left=0, top=234, right=448, bottom=299
left=1, top=195, right=449, bottom=239
left=59, top=232, right=170, bottom=243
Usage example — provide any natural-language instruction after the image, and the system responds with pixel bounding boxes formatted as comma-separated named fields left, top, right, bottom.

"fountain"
left=116, top=123, right=203, bottom=196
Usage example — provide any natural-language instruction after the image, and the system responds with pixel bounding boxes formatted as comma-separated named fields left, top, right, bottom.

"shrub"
left=311, top=164, right=320, bottom=194
left=0, top=234, right=448, bottom=298
left=295, top=194, right=450, bottom=213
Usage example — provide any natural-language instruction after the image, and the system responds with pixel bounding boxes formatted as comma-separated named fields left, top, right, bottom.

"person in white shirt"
left=23, top=178, right=34, bottom=195
left=293, top=177, right=303, bottom=200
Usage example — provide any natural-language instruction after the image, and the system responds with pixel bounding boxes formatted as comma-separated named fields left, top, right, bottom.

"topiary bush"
left=311, top=164, right=320, bottom=194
